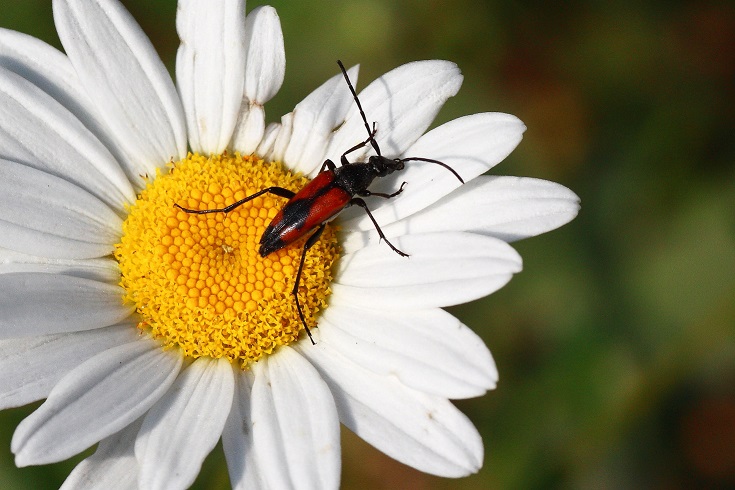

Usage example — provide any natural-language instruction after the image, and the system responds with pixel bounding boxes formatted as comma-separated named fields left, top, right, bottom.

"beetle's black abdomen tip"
left=259, top=239, right=283, bottom=257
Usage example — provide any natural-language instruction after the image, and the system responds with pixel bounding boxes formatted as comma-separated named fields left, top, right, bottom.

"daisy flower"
left=0, top=0, right=580, bottom=489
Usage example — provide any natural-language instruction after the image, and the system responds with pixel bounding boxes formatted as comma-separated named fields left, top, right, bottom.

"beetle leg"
left=174, top=186, right=295, bottom=214
left=350, top=198, right=409, bottom=257
left=319, top=159, right=338, bottom=173
left=292, top=223, right=327, bottom=345
left=359, top=181, right=407, bottom=199
left=340, top=122, right=379, bottom=166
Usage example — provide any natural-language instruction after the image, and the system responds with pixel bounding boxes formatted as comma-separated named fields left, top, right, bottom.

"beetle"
left=175, top=60, right=464, bottom=344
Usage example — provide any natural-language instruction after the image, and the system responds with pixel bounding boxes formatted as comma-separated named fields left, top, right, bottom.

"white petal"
left=320, top=307, right=497, bottom=399
left=61, top=418, right=142, bottom=490
left=323, top=60, right=463, bottom=165
left=296, top=341, right=483, bottom=477
left=228, top=6, right=284, bottom=155
left=332, top=232, right=522, bottom=310
left=0, top=248, right=120, bottom=283
left=53, top=0, right=187, bottom=187
left=0, top=322, right=138, bottom=410
left=136, top=357, right=234, bottom=490
left=268, top=112, right=293, bottom=162
left=12, top=338, right=182, bottom=466
left=0, top=273, right=133, bottom=339
left=0, top=160, right=122, bottom=259
left=277, top=65, right=360, bottom=175
left=343, top=176, right=580, bottom=252
left=255, top=121, right=280, bottom=159
left=229, top=104, right=265, bottom=155
left=0, top=66, right=134, bottom=212
left=250, top=346, right=341, bottom=490
left=223, top=370, right=268, bottom=490
left=176, top=0, right=246, bottom=154
left=242, top=6, right=285, bottom=104
left=340, top=112, right=526, bottom=232
left=0, top=28, right=138, bottom=190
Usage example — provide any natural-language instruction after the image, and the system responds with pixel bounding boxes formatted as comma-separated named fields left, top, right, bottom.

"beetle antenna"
left=400, top=156, right=464, bottom=184
left=337, top=60, right=381, bottom=156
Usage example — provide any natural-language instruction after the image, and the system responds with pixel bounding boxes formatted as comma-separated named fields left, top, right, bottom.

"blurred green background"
left=1, top=0, right=733, bottom=488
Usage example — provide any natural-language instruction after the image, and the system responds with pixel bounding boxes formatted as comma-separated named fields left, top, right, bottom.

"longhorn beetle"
left=175, top=60, right=464, bottom=344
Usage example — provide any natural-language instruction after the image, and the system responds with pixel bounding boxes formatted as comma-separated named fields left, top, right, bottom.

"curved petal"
left=0, top=322, right=139, bottom=410
left=323, top=60, right=463, bottom=166
left=340, top=112, right=526, bottom=231
left=342, top=176, right=580, bottom=251
left=12, top=338, right=182, bottom=466
left=273, top=65, right=360, bottom=176
left=0, top=248, right=120, bottom=283
left=0, top=273, right=133, bottom=339
left=53, top=0, right=187, bottom=187
left=0, top=66, right=134, bottom=212
left=223, top=370, right=268, bottom=490
left=0, top=160, right=122, bottom=259
left=0, top=28, right=139, bottom=188
left=136, top=357, right=234, bottom=490
left=242, top=6, right=285, bottom=104
left=320, top=307, right=497, bottom=399
left=250, top=346, right=341, bottom=490
left=176, top=0, right=246, bottom=154
left=61, top=417, right=143, bottom=490
left=331, top=232, right=522, bottom=310
left=296, top=341, right=483, bottom=477
left=229, top=6, right=285, bottom=154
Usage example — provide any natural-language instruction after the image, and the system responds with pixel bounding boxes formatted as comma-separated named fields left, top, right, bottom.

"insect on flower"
left=175, top=60, right=465, bottom=343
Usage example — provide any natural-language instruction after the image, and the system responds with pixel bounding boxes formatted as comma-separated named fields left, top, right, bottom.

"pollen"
left=115, top=153, right=340, bottom=367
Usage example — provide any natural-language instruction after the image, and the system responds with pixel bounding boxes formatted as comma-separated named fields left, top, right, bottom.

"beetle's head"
left=368, top=155, right=404, bottom=177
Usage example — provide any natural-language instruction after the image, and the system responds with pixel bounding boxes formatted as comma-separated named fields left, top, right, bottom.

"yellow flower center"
left=115, top=153, right=339, bottom=367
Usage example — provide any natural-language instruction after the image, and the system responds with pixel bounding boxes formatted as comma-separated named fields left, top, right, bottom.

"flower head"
left=0, top=0, right=579, bottom=488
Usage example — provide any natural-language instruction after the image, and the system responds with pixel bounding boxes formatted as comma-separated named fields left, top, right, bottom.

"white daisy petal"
left=223, top=370, right=268, bottom=490
left=229, top=6, right=285, bottom=154
left=277, top=65, right=360, bottom=175
left=342, top=176, right=580, bottom=251
left=242, top=6, right=285, bottom=105
left=0, top=66, right=134, bottom=212
left=332, top=232, right=522, bottom=310
left=255, top=121, right=281, bottom=159
left=61, top=417, right=143, bottom=490
left=0, top=248, right=120, bottom=283
left=0, top=29, right=142, bottom=194
left=53, top=0, right=187, bottom=186
left=12, top=338, right=182, bottom=466
left=136, top=357, right=234, bottom=490
left=320, top=307, right=497, bottom=399
left=250, top=346, right=341, bottom=490
left=323, top=60, right=463, bottom=165
left=0, top=273, right=133, bottom=339
left=176, top=0, right=246, bottom=154
left=340, top=112, right=526, bottom=232
left=230, top=104, right=266, bottom=155
left=296, top=341, right=483, bottom=477
left=0, top=160, right=122, bottom=259
left=0, top=323, right=139, bottom=410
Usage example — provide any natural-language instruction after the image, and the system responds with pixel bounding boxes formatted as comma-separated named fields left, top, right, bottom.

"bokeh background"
left=1, top=0, right=733, bottom=488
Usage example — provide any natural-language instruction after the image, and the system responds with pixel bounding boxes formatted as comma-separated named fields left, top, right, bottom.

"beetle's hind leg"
left=291, top=223, right=327, bottom=345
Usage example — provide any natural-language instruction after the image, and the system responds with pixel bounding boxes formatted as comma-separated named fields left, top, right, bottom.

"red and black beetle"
left=176, top=60, right=464, bottom=343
